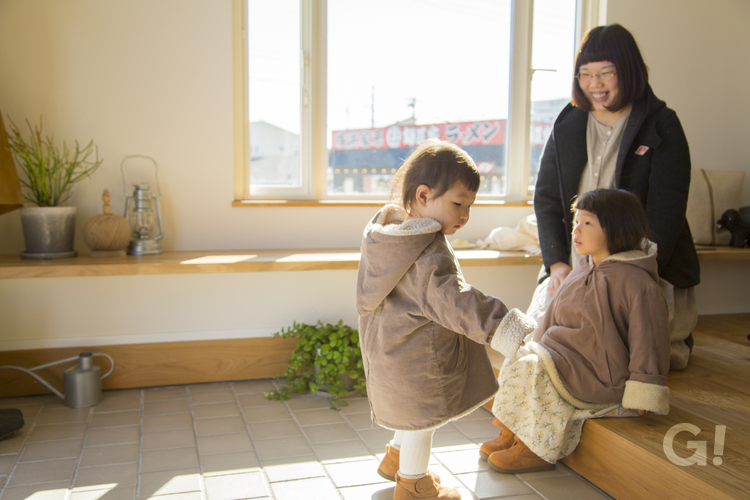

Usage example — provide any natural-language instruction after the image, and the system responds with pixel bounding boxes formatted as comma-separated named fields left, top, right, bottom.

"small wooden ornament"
left=83, top=189, right=131, bottom=257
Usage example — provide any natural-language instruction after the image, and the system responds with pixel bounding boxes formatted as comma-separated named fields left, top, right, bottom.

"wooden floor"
left=562, top=314, right=750, bottom=500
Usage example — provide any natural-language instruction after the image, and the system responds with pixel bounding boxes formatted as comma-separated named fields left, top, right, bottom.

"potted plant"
left=6, top=116, right=103, bottom=259
left=264, top=320, right=367, bottom=408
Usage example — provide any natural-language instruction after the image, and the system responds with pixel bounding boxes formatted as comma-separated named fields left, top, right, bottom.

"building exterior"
left=249, top=121, right=300, bottom=186
left=249, top=98, right=570, bottom=195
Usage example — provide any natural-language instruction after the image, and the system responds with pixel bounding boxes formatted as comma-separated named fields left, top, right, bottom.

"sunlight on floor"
left=27, top=490, right=73, bottom=500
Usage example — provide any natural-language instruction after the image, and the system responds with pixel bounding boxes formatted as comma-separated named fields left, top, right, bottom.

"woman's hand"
left=548, top=262, right=572, bottom=296
left=638, top=409, right=650, bottom=416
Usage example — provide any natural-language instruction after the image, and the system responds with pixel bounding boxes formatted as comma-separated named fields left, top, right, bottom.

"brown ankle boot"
left=378, top=445, right=440, bottom=483
left=394, top=472, right=460, bottom=499
left=488, top=436, right=555, bottom=474
left=378, top=444, right=400, bottom=481
left=479, top=417, right=516, bottom=460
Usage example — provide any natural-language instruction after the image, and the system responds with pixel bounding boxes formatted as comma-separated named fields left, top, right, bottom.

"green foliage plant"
left=6, top=116, right=103, bottom=207
left=264, top=320, right=366, bottom=408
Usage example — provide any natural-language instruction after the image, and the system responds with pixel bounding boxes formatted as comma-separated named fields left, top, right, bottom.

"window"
left=237, top=0, right=602, bottom=202
left=527, top=0, right=578, bottom=193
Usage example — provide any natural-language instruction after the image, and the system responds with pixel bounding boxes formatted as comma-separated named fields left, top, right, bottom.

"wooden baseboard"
left=0, top=336, right=299, bottom=398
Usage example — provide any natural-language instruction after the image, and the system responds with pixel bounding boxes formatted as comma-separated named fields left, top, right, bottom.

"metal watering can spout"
left=0, top=352, right=114, bottom=408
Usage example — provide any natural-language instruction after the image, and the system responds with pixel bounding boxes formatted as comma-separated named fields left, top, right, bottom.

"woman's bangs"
left=577, top=38, right=614, bottom=69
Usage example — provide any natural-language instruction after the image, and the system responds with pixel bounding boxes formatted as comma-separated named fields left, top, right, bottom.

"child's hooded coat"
left=531, top=239, right=671, bottom=414
left=356, top=205, right=532, bottom=431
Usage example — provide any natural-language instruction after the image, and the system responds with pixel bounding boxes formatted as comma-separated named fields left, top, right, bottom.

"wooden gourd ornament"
left=83, top=189, right=131, bottom=257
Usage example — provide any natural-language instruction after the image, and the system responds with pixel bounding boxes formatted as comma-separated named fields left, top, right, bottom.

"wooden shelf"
left=0, top=248, right=543, bottom=279
left=1, top=246, right=748, bottom=280
left=692, top=246, right=750, bottom=261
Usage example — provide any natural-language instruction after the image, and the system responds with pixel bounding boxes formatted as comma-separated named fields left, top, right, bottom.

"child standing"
left=356, top=139, right=536, bottom=500
left=481, top=189, right=671, bottom=473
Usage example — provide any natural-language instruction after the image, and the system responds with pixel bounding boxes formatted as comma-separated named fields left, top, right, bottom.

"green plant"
left=264, top=320, right=366, bottom=408
left=6, top=116, right=103, bottom=207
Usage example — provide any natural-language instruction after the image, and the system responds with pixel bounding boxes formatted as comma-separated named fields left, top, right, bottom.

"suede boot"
left=378, top=444, right=400, bottom=481
left=479, top=417, right=516, bottom=460
left=394, top=472, right=460, bottom=499
left=378, top=445, right=441, bottom=483
left=488, top=436, right=555, bottom=474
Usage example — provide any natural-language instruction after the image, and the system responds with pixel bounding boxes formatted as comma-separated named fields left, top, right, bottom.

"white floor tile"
left=0, top=381, right=613, bottom=500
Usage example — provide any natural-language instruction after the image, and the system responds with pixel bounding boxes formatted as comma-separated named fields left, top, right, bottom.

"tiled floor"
left=0, top=380, right=613, bottom=500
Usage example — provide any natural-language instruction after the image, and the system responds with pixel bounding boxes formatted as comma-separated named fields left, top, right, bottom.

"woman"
left=532, top=24, right=699, bottom=370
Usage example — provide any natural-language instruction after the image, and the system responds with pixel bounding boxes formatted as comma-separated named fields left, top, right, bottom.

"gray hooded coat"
left=356, top=205, right=534, bottom=431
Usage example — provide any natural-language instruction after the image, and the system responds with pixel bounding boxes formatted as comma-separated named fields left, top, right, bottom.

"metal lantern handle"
left=121, top=155, right=160, bottom=197
left=153, top=193, right=163, bottom=240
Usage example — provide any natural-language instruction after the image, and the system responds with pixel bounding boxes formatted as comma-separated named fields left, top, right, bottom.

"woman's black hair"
left=573, top=189, right=649, bottom=255
left=389, top=139, right=479, bottom=212
left=572, top=24, right=649, bottom=112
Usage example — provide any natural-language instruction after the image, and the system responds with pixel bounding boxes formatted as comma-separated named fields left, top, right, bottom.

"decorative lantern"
left=121, top=155, right=163, bottom=255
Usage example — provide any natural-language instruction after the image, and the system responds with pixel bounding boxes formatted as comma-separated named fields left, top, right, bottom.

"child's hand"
left=638, top=409, right=650, bottom=416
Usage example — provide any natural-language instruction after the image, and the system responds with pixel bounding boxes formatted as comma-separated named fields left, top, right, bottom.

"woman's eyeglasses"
left=576, top=70, right=617, bottom=84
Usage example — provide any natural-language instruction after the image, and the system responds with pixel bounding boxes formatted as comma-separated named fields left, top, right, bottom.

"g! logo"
left=663, top=423, right=727, bottom=466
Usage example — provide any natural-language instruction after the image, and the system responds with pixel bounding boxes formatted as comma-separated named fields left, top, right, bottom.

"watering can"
left=1, top=352, right=114, bottom=408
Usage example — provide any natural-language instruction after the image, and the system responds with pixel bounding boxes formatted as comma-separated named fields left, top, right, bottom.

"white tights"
left=391, top=429, right=434, bottom=479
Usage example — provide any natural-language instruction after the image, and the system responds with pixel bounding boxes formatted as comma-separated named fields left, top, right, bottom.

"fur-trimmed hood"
left=595, top=238, right=659, bottom=282
left=356, top=204, right=441, bottom=316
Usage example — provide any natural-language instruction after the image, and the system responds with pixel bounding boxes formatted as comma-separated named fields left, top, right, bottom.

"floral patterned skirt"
left=491, top=344, right=637, bottom=463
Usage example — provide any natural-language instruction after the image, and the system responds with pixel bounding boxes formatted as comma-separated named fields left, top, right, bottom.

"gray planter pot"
left=20, top=206, right=78, bottom=259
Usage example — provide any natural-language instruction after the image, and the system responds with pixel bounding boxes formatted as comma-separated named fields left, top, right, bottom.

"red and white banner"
left=332, top=120, right=504, bottom=151
left=332, top=119, right=552, bottom=150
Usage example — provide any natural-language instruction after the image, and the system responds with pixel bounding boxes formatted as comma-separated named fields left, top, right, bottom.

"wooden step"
left=562, top=314, right=750, bottom=500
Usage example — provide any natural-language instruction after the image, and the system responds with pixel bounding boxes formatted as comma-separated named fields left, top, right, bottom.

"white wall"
left=607, top=0, right=750, bottom=203
left=0, top=265, right=545, bottom=351
left=0, top=1, right=748, bottom=351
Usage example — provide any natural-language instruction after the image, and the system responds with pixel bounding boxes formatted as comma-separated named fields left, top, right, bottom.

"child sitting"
left=481, top=188, right=671, bottom=473
left=356, top=139, right=536, bottom=500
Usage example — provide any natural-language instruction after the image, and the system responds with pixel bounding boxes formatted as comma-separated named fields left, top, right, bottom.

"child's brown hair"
left=573, top=189, right=649, bottom=255
left=389, top=139, right=479, bottom=212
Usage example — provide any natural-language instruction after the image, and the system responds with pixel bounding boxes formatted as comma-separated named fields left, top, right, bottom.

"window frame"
left=233, top=0, right=606, bottom=203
